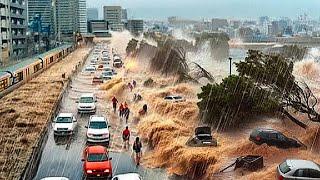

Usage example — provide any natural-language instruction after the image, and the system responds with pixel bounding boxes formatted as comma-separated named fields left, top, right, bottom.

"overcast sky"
left=87, top=0, right=320, bottom=20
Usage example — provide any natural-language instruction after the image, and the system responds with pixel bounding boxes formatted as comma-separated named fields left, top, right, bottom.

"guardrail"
left=19, top=47, right=93, bottom=180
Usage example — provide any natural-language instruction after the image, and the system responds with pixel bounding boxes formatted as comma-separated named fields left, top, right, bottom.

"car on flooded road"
left=77, top=93, right=97, bottom=114
left=186, top=126, right=217, bottom=147
left=82, top=145, right=113, bottom=179
left=164, top=95, right=186, bottom=102
left=101, top=71, right=114, bottom=80
left=83, top=66, right=96, bottom=75
left=277, top=159, right=320, bottom=180
left=86, top=116, right=110, bottom=144
left=249, top=128, right=302, bottom=148
left=112, top=173, right=142, bottom=180
left=53, top=113, right=77, bottom=136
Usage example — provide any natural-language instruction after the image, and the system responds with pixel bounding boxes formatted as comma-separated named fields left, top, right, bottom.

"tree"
left=198, top=50, right=320, bottom=130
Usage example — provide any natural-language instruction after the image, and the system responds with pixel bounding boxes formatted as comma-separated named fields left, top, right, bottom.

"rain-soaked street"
left=34, top=43, right=168, bottom=180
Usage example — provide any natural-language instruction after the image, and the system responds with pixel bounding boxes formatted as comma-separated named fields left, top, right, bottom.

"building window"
left=34, top=63, right=42, bottom=72
left=50, top=56, right=54, bottom=63
left=14, top=71, right=23, bottom=83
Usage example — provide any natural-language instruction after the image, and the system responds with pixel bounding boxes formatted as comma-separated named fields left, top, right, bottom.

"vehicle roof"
left=87, top=145, right=107, bottom=154
left=90, top=116, right=107, bottom=122
left=57, top=113, right=73, bottom=117
left=113, top=173, right=141, bottom=180
left=286, top=159, right=320, bottom=171
left=165, top=95, right=182, bottom=98
left=81, top=93, right=94, bottom=97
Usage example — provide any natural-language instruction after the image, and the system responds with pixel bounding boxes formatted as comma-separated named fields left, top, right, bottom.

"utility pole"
left=228, top=57, right=232, bottom=76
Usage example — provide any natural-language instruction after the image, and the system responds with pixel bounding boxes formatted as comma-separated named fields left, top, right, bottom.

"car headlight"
left=87, top=170, right=93, bottom=174
left=103, top=133, right=109, bottom=137
left=87, top=133, right=94, bottom=137
left=104, top=169, right=110, bottom=173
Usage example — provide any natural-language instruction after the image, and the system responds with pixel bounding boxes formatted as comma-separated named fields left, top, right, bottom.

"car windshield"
left=174, top=96, right=182, bottom=99
left=80, top=97, right=94, bottom=103
left=56, top=117, right=72, bottom=123
left=103, top=72, right=113, bottom=76
left=279, top=161, right=291, bottom=174
left=87, top=153, right=108, bottom=162
left=89, top=121, right=107, bottom=129
left=85, top=68, right=95, bottom=71
left=164, top=96, right=173, bottom=100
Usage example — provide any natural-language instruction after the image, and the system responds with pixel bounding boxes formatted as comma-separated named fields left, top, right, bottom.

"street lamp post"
left=228, top=57, right=232, bottom=76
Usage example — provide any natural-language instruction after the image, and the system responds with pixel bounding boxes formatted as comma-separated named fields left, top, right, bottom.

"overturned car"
left=186, top=126, right=217, bottom=147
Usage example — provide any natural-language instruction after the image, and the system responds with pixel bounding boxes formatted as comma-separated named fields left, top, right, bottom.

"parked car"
left=82, top=145, right=112, bottom=179
left=277, top=159, right=320, bottom=180
left=164, top=95, right=186, bottom=102
left=77, top=93, right=97, bottom=114
left=186, top=126, right=217, bottom=147
left=40, top=177, right=69, bottom=180
left=249, top=128, right=301, bottom=148
left=92, top=75, right=104, bottom=84
left=86, top=116, right=110, bottom=143
left=111, top=173, right=141, bottom=180
left=101, top=71, right=114, bottom=80
left=53, top=113, right=77, bottom=136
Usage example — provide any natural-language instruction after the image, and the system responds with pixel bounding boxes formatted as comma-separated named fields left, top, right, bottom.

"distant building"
left=0, top=0, right=28, bottom=64
left=88, top=20, right=110, bottom=37
left=127, top=19, right=143, bottom=34
left=259, top=16, right=269, bottom=25
left=103, top=6, right=123, bottom=31
left=269, top=21, right=281, bottom=36
left=87, top=8, right=98, bottom=21
left=28, top=0, right=54, bottom=33
left=77, top=0, right=87, bottom=33
left=211, top=18, right=228, bottom=30
left=121, top=8, right=127, bottom=21
left=55, top=0, right=87, bottom=39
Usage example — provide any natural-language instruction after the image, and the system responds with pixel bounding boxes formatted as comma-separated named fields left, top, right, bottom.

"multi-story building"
left=211, top=18, right=228, bottom=30
left=77, top=0, right=87, bottom=34
left=127, top=19, right=143, bottom=34
left=103, top=6, right=122, bottom=31
left=0, top=0, right=28, bottom=64
left=121, top=8, right=127, bottom=22
left=87, top=20, right=110, bottom=37
left=27, top=0, right=54, bottom=33
left=87, top=8, right=98, bottom=21
left=55, top=0, right=87, bottom=39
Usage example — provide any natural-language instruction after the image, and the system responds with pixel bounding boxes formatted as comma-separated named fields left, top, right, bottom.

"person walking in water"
left=133, top=137, right=142, bottom=166
left=119, top=103, right=124, bottom=117
left=122, top=126, right=130, bottom=149
left=132, top=80, right=137, bottom=88
left=111, top=96, right=118, bottom=113
left=128, top=82, right=133, bottom=92
left=123, top=106, right=130, bottom=123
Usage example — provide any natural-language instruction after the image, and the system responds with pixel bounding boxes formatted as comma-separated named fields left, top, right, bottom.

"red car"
left=82, top=145, right=112, bottom=179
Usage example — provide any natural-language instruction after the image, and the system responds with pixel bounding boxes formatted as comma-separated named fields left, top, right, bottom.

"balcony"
left=11, top=33, right=24, bottom=39
left=11, top=23, right=25, bottom=29
left=10, top=1, right=25, bottom=9
left=0, top=8, right=9, bottom=17
left=0, top=0, right=8, bottom=5
left=10, top=11, right=25, bottom=19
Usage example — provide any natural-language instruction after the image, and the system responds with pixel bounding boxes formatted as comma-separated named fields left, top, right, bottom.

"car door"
left=268, top=133, right=278, bottom=146
left=293, top=168, right=317, bottom=180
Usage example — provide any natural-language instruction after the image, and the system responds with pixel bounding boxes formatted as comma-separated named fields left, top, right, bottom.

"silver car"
left=277, top=159, right=320, bottom=180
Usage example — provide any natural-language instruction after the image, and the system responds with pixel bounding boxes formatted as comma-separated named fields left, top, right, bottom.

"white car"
left=40, top=177, right=69, bottom=180
left=53, top=113, right=77, bottom=136
left=112, top=173, right=142, bottom=180
left=101, top=71, right=114, bottom=80
left=86, top=116, right=110, bottom=143
left=77, top=93, right=97, bottom=114
left=164, top=95, right=186, bottom=102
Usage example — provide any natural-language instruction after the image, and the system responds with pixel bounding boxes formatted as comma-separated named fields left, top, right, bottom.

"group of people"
left=111, top=79, right=144, bottom=166
left=128, top=80, right=137, bottom=92
left=112, top=96, right=131, bottom=123
left=122, top=126, right=142, bottom=166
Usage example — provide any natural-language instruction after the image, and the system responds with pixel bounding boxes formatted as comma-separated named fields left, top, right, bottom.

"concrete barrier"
left=19, top=48, right=93, bottom=180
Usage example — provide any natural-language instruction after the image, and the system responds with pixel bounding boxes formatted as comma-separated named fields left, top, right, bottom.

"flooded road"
left=34, top=44, right=168, bottom=180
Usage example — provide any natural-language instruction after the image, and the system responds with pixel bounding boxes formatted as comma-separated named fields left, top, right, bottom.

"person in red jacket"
left=122, top=126, right=130, bottom=149
left=111, top=96, right=118, bottom=113
left=119, top=103, right=124, bottom=117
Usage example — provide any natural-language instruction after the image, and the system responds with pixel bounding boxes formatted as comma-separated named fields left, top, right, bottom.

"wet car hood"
left=87, top=128, right=109, bottom=135
left=78, top=103, right=95, bottom=108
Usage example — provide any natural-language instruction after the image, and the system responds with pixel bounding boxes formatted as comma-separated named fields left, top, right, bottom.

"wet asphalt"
left=33, top=45, right=169, bottom=180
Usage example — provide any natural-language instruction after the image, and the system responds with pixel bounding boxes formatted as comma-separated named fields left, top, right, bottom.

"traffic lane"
left=34, top=50, right=169, bottom=180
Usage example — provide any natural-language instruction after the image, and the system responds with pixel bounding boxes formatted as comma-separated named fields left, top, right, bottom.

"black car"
left=249, top=128, right=301, bottom=148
